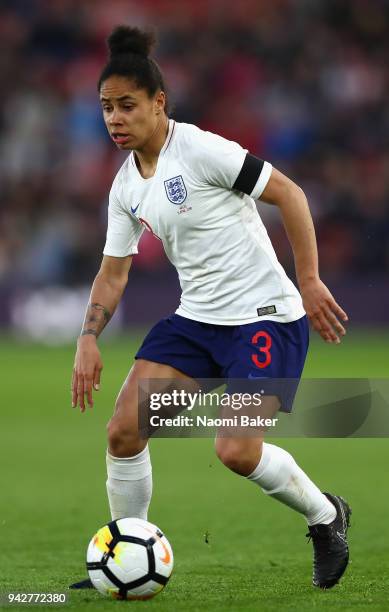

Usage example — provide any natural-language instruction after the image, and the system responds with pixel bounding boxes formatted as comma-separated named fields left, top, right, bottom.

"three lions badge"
left=164, top=175, right=187, bottom=205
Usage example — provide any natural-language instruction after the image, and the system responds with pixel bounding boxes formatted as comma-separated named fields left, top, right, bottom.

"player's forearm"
left=80, top=273, right=127, bottom=338
left=274, top=185, right=319, bottom=288
left=260, top=169, right=319, bottom=287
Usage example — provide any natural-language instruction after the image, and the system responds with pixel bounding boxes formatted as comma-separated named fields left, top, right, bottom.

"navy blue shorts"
left=135, top=314, right=309, bottom=412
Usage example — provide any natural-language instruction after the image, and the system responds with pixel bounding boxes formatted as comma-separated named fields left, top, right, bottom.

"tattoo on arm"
left=90, top=303, right=111, bottom=323
left=80, top=329, right=98, bottom=337
left=80, top=303, right=112, bottom=338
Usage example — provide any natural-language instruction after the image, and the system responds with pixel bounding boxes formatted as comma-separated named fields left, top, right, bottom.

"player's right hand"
left=72, top=335, right=103, bottom=412
left=300, top=277, right=348, bottom=344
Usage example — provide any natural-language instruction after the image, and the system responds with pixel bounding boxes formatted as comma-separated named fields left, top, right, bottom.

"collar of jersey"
left=130, top=119, right=176, bottom=181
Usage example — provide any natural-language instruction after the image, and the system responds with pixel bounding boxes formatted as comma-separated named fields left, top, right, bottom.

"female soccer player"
left=71, top=26, right=351, bottom=590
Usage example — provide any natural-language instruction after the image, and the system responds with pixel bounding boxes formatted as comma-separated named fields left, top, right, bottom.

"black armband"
left=233, top=153, right=265, bottom=196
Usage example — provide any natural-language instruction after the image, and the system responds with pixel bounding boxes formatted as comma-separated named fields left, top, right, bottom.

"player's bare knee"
left=214, top=439, right=244, bottom=473
left=215, top=437, right=263, bottom=475
left=106, top=418, right=144, bottom=457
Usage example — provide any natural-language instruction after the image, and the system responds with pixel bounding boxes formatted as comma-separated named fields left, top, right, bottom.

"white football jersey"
left=103, top=119, right=305, bottom=325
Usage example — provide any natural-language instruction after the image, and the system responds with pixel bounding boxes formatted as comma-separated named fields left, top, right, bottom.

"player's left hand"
left=300, top=277, right=348, bottom=343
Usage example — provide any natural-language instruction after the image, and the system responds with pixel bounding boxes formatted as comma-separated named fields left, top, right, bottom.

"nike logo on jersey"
left=131, top=203, right=140, bottom=215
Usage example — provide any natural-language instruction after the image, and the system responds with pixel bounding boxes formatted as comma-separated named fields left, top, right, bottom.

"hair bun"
left=108, top=25, right=156, bottom=58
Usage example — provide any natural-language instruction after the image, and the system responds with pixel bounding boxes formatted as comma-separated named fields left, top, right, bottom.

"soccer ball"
left=86, top=517, right=174, bottom=600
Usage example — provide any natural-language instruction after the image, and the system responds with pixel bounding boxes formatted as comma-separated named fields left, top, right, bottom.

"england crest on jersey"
left=164, top=175, right=187, bottom=205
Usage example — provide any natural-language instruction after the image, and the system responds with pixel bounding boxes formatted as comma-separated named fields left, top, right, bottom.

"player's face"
left=100, top=75, right=165, bottom=150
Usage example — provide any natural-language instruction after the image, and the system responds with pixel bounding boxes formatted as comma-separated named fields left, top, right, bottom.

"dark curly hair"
left=98, top=25, right=169, bottom=114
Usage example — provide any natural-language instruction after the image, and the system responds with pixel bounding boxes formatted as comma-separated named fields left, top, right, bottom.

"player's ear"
left=155, top=90, right=165, bottom=115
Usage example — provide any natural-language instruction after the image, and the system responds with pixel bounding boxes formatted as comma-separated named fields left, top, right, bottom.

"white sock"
left=106, top=446, right=152, bottom=521
left=247, top=443, right=336, bottom=525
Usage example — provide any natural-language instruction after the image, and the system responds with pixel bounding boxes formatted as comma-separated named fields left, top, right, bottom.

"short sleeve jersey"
left=103, top=120, right=305, bottom=325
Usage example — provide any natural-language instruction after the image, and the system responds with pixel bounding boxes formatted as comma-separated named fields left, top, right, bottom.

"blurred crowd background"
left=1, top=0, right=388, bottom=337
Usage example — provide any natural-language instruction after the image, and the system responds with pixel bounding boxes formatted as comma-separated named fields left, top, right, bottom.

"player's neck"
left=134, top=115, right=169, bottom=177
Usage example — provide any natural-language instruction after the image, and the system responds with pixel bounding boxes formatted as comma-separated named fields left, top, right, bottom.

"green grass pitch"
left=1, top=328, right=389, bottom=611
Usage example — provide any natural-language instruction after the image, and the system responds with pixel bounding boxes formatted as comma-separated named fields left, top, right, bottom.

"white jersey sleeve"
left=103, top=175, right=144, bottom=257
left=181, top=125, right=272, bottom=199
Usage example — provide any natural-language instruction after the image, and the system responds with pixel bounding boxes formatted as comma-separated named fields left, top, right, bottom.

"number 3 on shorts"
left=251, top=331, right=272, bottom=368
